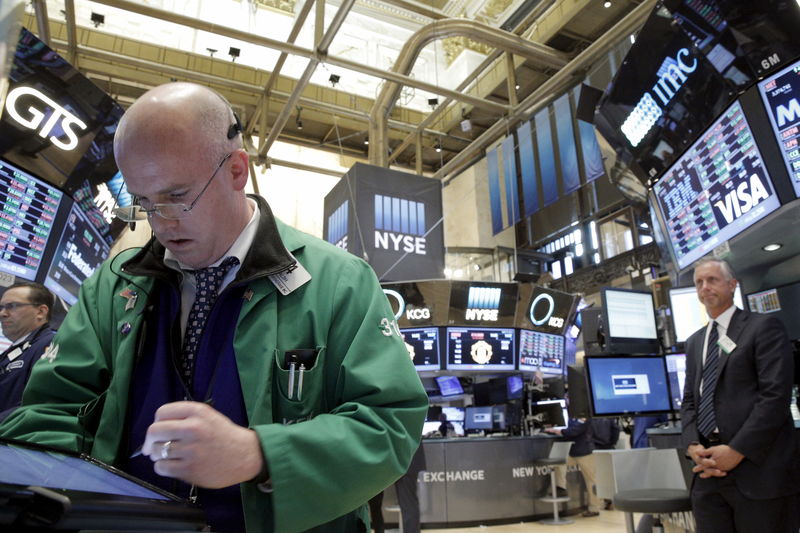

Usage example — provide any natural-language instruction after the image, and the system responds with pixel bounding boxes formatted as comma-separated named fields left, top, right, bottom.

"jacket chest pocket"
left=272, top=347, right=326, bottom=424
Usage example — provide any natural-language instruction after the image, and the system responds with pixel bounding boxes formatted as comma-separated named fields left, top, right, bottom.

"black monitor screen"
left=650, top=100, right=781, bottom=271
left=602, top=288, right=660, bottom=355
left=401, top=327, right=440, bottom=371
left=506, top=375, right=524, bottom=400
left=435, top=375, right=464, bottom=397
left=43, top=202, right=110, bottom=305
left=0, top=158, right=63, bottom=280
left=531, top=399, right=568, bottom=429
left=757, top=56, right=800, bottom=198
left=464, top=406, right=494, bottom=431
left=585, top=356, right=672, bottom=416
left=665, top=353, right=687, bottom=411
left=445, top=327, right=515, bottom=371
left=518, top=329, right=565, bottom=374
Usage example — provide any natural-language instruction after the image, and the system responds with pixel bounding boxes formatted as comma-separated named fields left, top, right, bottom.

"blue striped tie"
left=181, top=256, right=239, bottom=384
left=697, top=322, right=719, bottom=438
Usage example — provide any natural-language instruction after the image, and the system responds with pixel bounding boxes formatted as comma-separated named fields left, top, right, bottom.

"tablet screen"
left=0, top=442, right=170, bottom=501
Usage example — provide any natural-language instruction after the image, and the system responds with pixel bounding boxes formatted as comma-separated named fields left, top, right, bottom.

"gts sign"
left=5, top=87, right=88, bottom=151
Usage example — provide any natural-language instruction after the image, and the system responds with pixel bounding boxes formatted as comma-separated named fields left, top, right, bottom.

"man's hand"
left=141, top=401, right=264, bottom=488
left=691, top=444, right=744, bottom=478
left=544, top=427, right=562, bottom=436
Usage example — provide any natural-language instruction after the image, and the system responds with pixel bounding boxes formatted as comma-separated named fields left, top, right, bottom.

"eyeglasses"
left=0, top=302, right=38, bottom=312
left=113, top=152, right=233, bottom=222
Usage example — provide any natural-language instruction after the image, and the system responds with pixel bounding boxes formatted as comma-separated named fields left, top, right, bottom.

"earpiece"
left=227, top=111, right=242, bottom=139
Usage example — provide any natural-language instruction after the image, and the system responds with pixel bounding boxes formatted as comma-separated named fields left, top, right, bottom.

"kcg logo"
left=5, top=86, right=88, bottom=151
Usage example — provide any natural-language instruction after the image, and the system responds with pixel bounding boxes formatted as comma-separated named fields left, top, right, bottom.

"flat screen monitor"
left=400, top=327, right=440, bottom=371
left=506, top=374, right=524, bottom=400
left=464, top=406, right=494, bottom=432
left=650, top=100, right=782, bottom=271
left=531, top=399, right=568, bottom=429
left=566, top=365, right=590, bottom=419
left=0, top=158, right=63, bottom=280
left=665, top=353, right=687, bottom=411
left=441, top=406, right=465, bottom=422
left=517, top=329, right=565, bottom=373
left=585, top=356, right=672, bottom=417
left=669, top=285, right=744, bottom=343
left=447, top=281, right=518, bottom=327
left=757, top=56, right=800, bottom=198
left=601, top=288, right=660, bottom=355
left=435, top=375, right=463, bottom=397
left=745, top=281, right=800, bottom=341
left=492, top=404, right=507, bottom=430
left=43, top=201, right=111, bottom=306
left=445, top=326, right=515, bottom=371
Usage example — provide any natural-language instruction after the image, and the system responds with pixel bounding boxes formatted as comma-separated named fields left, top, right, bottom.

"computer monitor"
left=584, top=356, right=672, bottom=416
left=492, top=404, right=508, bottom=431
left=601, top=287, right=660, bottom=354
left=445, top=327, right=515, bottom=371
left=669, top=285, right=744, bottom=343
left=0, top=158, right=64, bottom=280
left=665, top=353, right=687, bottom=411
left=435, top=375, right=464, bottom=397
left=472, top=377, right=508, bottom=406
left=566, top=365, right=591, bottom=419
left=400, top=327, right=440, bottom=371
left=517, top=329, right=565, bottom=374
left=464, top=406, right=494, bottom=432
left=506, top=375, right=524, bottom=400
left=531, top=399, right=568, bottom=429
left=441, top=406, right=465, bottom=422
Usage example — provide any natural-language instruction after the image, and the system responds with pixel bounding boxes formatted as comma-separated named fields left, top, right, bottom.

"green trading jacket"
left=0, top=196, right=428, bottom=532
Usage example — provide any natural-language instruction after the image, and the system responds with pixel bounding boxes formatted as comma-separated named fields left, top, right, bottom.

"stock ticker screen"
left=517, top=329, right=565, bottom=374
left=0, top=159, right=63, bottom=280
left=652, top=100, right=781, bottom=270
left=758, top=57, right=800, bottom=198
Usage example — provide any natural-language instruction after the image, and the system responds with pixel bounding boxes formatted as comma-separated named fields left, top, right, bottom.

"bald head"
left=114, top=82, right=241, bottom=167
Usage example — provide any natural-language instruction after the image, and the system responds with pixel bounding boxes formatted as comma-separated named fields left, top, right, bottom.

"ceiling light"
left=206, top=48, right=218, bottom=57
left=329, top=74, right=340, bottom=86
left=427, top=98, right=439, bottom=107
left=364, top=138, right=369, bottom=145
left=434, top=140, right=442, bottom=153
left=228, top=47, right=240, bottom=62
left=515, top=84, right=520, bottom=90
left=604, top=1, right=612, bottom=7
left=90, top=12, right=105, bottom=27
left=762, top=243, right=782, bottom=252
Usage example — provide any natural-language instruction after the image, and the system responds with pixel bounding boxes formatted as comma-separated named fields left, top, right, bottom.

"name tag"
left=268, top=256, right=311, bottom=296
left=718, top=335, right=736, bottom=354
left=6, top=347, right=22, bottom=362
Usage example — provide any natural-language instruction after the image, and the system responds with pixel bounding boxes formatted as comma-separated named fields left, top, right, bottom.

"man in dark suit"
left=681, top=257, right=798, bottom=532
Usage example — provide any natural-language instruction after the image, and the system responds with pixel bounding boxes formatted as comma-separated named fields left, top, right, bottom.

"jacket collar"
left=121, top=194, right=300, bottom=284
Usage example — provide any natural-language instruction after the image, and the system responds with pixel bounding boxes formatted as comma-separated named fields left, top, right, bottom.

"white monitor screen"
left=604, top=289, right=657, bottom=340
left=669, top=285, right=743, bottom=343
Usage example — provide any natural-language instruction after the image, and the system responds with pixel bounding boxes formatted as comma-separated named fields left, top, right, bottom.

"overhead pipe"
left=257, top=0, right=355, bottom=159
left=368, top=18, right=569, bottom=166
left=385, top=0, right=556, bottom=165
left=63, top=0, right=78, bottom=64
left=89, top=0, right=506, bottom=115
left=31, top=0, right=50, bottom=46
left=432, top=0, right=657, bottom=182
left=244, top=0, right=317, bottom=136
left=61, top=41, right=452, bottom=138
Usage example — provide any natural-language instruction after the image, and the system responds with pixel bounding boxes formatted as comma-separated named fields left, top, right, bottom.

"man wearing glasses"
left=0, top=282, right=56, bottom=416
left=0, top=82, right=427, bottom=533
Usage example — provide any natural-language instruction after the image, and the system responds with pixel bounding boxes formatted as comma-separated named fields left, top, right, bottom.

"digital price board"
left=757, top=58, right=800, bottom=198
left=445, top=327, right=515, bottom=371
left=43, top=202, right=110, bottom=306
left=517, top=329, right=565, bottom=374
left=0, top=159, right=63, bottom=280
left=651, top=100, right=781, bottom=270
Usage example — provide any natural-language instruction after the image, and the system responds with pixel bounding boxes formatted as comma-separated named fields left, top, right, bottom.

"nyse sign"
left=5, top=87, right=88, bottom=151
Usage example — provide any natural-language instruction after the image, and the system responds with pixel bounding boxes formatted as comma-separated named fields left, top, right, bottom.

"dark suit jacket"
left=680, top=308, right=799, bottom=499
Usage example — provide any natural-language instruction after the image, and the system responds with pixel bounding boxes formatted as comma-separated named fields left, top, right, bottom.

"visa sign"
left=621, top=48, right=698, bottom=147
left=5, top=86, right=88, bottom=151
left=713, top=173, right=770, bottom=225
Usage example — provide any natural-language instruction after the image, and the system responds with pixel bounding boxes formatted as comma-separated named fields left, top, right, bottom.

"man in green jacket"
left=0, top=82, right=428, bottom=532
